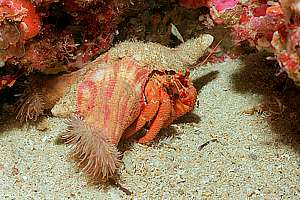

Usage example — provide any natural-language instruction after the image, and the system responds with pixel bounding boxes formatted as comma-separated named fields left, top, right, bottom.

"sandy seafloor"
left=1, top=54, right=300, bottom=199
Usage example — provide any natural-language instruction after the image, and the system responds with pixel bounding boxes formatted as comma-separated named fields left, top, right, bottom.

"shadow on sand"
left=231, top=51, right=300, bottom=152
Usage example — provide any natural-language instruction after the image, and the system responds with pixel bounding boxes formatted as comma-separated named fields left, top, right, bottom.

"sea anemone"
left=60, top=116, right=121, bottom=182
left=15, top=89, right=45, bottom=122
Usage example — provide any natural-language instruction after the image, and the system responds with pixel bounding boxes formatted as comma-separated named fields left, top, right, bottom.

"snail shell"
left=58, top=58, right=149, bottom=181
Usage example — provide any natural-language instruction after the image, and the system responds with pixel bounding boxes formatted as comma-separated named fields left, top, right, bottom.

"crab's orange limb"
left=174, top=84, right=197, bottom=117
left=137, top=80, right=160, bottom=129
left=122, top=79, right=160, bottom=139
left=138, top=89, right=172, bottom=144
left=173, top=99, right=193, bottom=120
left=122, top=100, right=159, bottom=139
left=122, top=120, right=139, bottom=139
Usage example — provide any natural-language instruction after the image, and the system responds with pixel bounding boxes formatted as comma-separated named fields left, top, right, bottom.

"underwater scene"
left=1, top=0, right=300, bottom=199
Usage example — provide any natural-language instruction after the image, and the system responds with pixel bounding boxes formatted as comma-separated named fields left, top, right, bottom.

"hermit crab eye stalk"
left=167, top=74, right=173, bottom=80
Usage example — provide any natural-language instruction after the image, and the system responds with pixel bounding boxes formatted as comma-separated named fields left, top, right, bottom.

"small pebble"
left=36, top=118, right=49, bottom=131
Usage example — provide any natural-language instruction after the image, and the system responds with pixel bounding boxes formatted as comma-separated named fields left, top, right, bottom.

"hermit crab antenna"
left=185, top=68, right=190, bottom=77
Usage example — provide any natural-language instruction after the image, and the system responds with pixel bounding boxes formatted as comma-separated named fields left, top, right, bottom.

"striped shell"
left=59, top=58, right=149, bottom=181
left=76, top=57, right=149, bottom=144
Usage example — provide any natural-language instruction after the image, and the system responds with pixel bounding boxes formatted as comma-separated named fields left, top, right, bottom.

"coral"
left=207, top=0, right=300, bottom=84
left=0, top=0, right=41, bottom=90
left=0, top=0, right=41, bottom=48
left=14, top=0, right=135, bottom=71
left=212, top=0, right=239, bottom=12
left=0, top=0, right=134, bottom=92
left=272, top=26, right=300, bottom=84
left=0, top=0, right=40, bottom=62
left=180, top=0, right=211, bottom=9
left=0, top=0, right=41, bottom=36
left=231, top=6, right=285, bottom=49
left=208, top=0, right=240, bottom=25
left=17, top=31, right=78, bottom=72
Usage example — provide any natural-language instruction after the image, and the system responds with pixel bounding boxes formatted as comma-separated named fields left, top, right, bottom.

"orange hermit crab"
left=16, top=34, right=214, bottom=181
left=122, top=68, right=197, bottom=143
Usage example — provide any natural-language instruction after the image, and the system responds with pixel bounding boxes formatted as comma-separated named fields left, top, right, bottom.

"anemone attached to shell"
left=59, top=116, right=121, bottom=182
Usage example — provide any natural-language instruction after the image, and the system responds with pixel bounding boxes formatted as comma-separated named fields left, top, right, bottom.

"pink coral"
left=272, top=26, right=300, bottom=84
left=212, top=0, right=239, bottom=12
left=208, top=0, right=300, bottom=84
left=229, top=3, right=285, bottom=49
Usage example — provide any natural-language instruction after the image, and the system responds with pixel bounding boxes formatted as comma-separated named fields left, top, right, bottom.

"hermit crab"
left=16, top=34, right=214, bottom=181
left=122, top=68, right=197, bottom=143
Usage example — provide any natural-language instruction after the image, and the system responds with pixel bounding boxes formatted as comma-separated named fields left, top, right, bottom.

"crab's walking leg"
left=122, top=99, right=159, bottom=139
left=122, top=79, right=161, bottom=139
left=138, top=89, right=172, bottom=144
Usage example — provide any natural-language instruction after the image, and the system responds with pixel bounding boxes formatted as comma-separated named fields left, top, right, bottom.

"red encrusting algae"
left=180, top=0, right=211, bottom=9
left=0, top=0, right=41, bottom=41
left=0, top=0, right=41, bottom=86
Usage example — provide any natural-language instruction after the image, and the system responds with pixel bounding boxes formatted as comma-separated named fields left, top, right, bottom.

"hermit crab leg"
left=138, top=88, right=172, bottom=144
left=122, top=79, right=160, bottom=139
